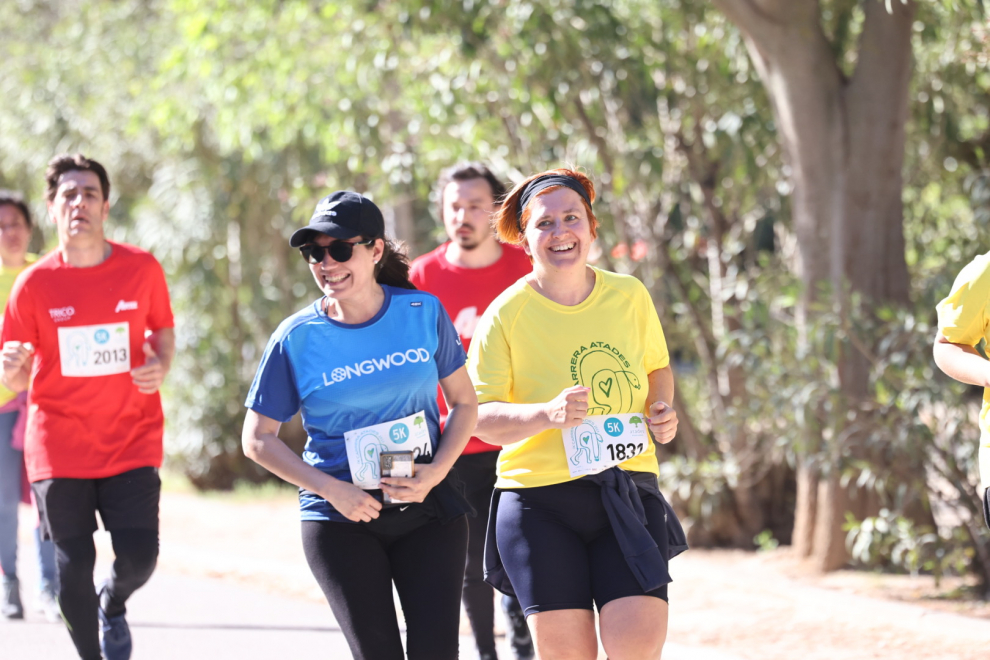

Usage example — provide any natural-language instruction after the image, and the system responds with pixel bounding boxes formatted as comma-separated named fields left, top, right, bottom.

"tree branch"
left=850, top=0, right=915, bottom=94
left=573, top=93, right=614, bottom=176
left=710, top=0, right=787, bottom=41
left=711, top=0, right=821, bottom=46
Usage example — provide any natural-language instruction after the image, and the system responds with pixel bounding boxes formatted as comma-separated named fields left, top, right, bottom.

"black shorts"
left=983, top=488, right=990, bottom=530
left=32, top=466, right=161, bottom=542
left=494, top=477, right=670, bottom=616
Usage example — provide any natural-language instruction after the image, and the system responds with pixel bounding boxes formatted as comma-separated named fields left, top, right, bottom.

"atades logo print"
left=569, top=342, right=641, bottom=415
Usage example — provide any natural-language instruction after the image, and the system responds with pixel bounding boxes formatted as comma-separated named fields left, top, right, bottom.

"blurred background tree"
left=1, top=0, right=988, bottom=586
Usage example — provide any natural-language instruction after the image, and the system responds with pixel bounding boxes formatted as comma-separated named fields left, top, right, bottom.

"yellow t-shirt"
left=937, top=252, right=990, bottom=489
left=0, top=254, right=38, bottom=407
left=468, top=267, right=670, bottom=488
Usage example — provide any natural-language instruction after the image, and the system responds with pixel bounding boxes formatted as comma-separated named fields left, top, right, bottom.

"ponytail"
left=375, top=238, right=417, bottom=290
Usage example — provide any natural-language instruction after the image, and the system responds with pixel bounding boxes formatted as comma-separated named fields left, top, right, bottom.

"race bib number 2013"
left=563, top=413, right=650, bottom=478
left=57, top=322, right=131, bottom=377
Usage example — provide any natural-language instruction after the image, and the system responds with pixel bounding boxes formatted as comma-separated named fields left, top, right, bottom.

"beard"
left=452, top=231, right=482, bottom=251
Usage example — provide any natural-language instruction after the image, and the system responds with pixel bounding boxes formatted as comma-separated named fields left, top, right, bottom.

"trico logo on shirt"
left=115, top=300, right=138, bottom=313
left=322, top=348, right=431, bottom=386
left=48, top=306, right=76, bottom=323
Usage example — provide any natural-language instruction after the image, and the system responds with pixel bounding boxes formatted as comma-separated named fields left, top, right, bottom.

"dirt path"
left=668, top=551, right=988, bottom=659
left=150, top=488, right=989, bottom=659
left=11, top=487, right=984, bottom=659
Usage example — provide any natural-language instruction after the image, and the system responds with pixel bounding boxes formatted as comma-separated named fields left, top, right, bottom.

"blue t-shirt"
left=245, top=285, right=466, bottom=521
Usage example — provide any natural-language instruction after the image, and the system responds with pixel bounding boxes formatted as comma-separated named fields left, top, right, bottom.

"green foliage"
left=1, top=0, right=990, bottom=585
left=845, top=510, right=974, bottom=585
left=754, top=530, right=780, bottom=552
left=658, top=454, right=737, bottom=527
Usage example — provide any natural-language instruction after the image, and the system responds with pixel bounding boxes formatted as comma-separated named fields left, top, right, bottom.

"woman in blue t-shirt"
left=243, top=191, right=478, bottom=660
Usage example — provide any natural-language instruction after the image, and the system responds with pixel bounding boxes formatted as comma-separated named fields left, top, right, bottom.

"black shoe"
left=2, top=576, right=24, bottom=620
left=98, top=605, right=132, bottom=660
left=98, top=583, right=132, bottom=660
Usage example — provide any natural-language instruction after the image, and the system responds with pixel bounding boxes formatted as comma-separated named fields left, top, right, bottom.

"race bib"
left=563, top=413, right=650, bottom=478
left=344, top=411, right=432, bottom=490
left=57, top=322, right=131, bottom=377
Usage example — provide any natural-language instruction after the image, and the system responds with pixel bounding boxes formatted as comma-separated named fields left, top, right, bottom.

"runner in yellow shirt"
left=468, top=168, right=686, bottom=660
left=0, top=190, right=54, bottom=622
left=934, top=252, right=990, bottom=529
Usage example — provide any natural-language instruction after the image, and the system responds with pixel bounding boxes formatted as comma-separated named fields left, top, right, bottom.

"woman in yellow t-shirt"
left=934, top=253, right=990, bottom=529
left=0, top=191, right=54, bottom=621
left=467, top=169, right=686, bottom=660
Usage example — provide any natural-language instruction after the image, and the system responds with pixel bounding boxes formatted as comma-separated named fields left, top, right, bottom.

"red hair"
left=493, top=168, right=598, bottom=245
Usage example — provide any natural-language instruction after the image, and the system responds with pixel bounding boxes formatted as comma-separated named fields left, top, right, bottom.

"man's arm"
left=131, top=327, right=175, bottom=394
left=1, top=341, right=33, bottom=393
left=1, top=273, right=36, bottom=393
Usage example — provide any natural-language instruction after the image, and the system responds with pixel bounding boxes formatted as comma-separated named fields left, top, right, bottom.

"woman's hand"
left=544, top=385, right=590, bottom=428
left=647, top=400, right=678, bottom=444
left=320, top=479, right=383, bottom=522
left=380, top=462, right=446, bottom=504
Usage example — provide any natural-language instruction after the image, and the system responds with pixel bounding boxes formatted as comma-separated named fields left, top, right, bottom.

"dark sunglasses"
left=299, top=238, right=376, bottom=264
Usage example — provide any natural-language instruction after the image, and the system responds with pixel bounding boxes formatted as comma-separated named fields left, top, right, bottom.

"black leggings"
left=56, top=530, right=159, bottom=660
left=456, top=451, right=526, bottom=656
left=302, top=513, right=468, bottom=660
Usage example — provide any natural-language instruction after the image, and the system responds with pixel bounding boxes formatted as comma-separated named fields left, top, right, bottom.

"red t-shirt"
left=2, top=242, right=175, bottom=481
left=410, top=242, right=531, bottom=454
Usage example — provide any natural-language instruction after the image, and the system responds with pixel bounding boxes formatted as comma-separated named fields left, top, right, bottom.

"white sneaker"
left=36, top=588, right=60, bottom=623
left=2, top=577, right=23, bottom=619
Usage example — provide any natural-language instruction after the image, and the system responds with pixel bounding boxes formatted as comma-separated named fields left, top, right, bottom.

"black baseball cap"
left=289, top=191, right=385, bottom=247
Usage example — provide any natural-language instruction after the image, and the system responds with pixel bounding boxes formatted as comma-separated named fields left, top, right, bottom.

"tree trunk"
left=792, top=463, right=819, bottom=558
left=383, top=193, right=416, bottom=245
left=712, top=0, right=916, bottom=570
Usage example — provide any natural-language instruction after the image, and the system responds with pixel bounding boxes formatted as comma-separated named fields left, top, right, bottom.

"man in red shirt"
left=1, top=154, right=174, bottom=660
left=410, top=162, right=533, bottom=660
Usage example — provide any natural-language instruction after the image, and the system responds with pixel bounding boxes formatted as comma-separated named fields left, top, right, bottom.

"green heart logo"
left=598, top=377, right=614, bottom=398
left=366, top=447, right=375, bottom=458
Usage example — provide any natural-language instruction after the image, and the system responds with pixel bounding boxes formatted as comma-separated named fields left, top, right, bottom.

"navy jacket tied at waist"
left=483, top=467, right=688, bottom=597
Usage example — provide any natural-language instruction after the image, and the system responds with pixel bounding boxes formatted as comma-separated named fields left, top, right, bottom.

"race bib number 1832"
left=57, top=322, right=131, bottom=377
left=563, top=413, right=650, bottom=478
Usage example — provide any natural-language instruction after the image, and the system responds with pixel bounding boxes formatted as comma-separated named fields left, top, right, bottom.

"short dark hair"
left=0, top=190, right=32, bottom=229
left=435, top=162, right=507, bottom=221
left=45, top=153, right=110, bottom=202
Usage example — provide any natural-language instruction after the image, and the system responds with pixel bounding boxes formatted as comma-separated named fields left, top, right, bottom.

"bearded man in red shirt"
left=410, top=162, right=533, bottom=660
